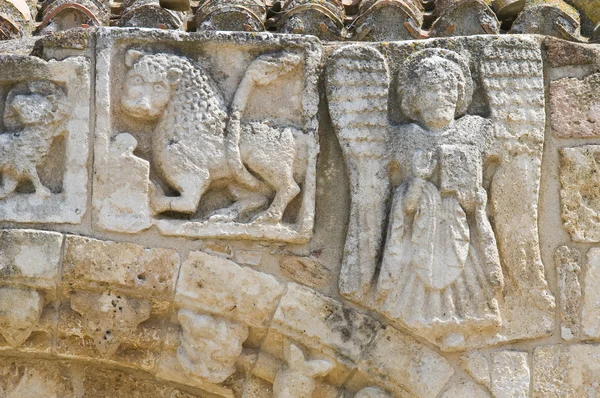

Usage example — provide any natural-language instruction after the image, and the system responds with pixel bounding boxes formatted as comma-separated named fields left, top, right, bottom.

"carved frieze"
left=327, top=35, right=554, bottom=351
left=93, top=29, right=321, bottom=243
left=0, top=56, right=90, bottom=223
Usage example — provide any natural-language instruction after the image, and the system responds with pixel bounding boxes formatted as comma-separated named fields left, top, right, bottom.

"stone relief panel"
left=327, top=35, right=555, bottom=351
left=93, top=29, right=321, bottom=242
left=0, top=56, right=90, bottom=224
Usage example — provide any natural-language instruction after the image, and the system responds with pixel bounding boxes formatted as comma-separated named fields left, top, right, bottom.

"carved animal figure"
left=0, top=81, right=69, bottom=199
left=176, top=309, right=248, bottom=384
left=121, top=50, right=307, bottom=223
left=272, top=342, right=333, bottom=398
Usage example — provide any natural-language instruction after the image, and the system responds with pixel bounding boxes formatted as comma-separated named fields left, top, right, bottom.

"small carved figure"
left=176, top=309, right=249, bottom=384
left=376, top=49, right=504, bottom=341
left=272, top=342, right=333, bottom=398
left=0, top=81, right=69, bottom=199
left=121, top=50, right=307, bottom=223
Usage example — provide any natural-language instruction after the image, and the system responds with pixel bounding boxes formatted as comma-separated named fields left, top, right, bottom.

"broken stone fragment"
left=196, top=0, right=266, bottom=32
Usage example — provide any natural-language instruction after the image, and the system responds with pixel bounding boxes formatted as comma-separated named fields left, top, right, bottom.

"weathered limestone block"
left=459, top=351, right=491, bottom=389
left=327, top=36, right=554, bottom=352
left=174, top=250, right=283, bottom=329
left=268, top=283, right=380, bottom=372
left=554, top=246, right=582, bottom=340
left=0, top=56, right=90, bottom=223
left=560, top=145, right=600, bottom=242
left=346, top=326, right=454, bottom=397
left=175, top=310, right=248, bottom=384
left=0, top=358, right=75, bottom=397
left=272, top=342, right=333, bottom=398
left=93, top=29, right=321, bottom=243
left=582, top=248, right=600, bottom=339
left=490, top=351, right=530, bottom=398
left=279, top=254, right=333, bottom=288
left=441, top=378, right=490, bottom=398
left=550, top=73, right=600, bottom=138
left=0, top=229, right=62, bottom=351
left=532, top=344, right=600, bottom=396
left=57, top=235, right=180, bottom=369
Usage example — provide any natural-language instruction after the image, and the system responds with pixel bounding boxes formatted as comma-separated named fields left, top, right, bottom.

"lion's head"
left=4, top=80, right=69, bottom=129
left=121, top=49, right=183, bottom=120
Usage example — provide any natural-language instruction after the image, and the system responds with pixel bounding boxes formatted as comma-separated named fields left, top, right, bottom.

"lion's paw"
left=35, top=187, right=52, bottom=199
left=207, top=209, right=238, bottom=223
left=252, top=210, right=281, bottom=224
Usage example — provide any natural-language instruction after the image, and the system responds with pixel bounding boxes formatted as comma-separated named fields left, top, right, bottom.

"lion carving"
left=0, top=80, right=70, bottom=199
left=121, top=49, right=308, bottom=223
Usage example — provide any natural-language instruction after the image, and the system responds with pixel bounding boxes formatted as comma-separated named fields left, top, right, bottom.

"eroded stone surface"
left=441, top=378, right=490, bottom=398
left=560, top=145, right=600, bottom=242
left=347, top=326, right=454, bottom=397
left=459, top=351, right=491, bottom=389
left=555, top=246, right=583, bottom=340
left=57, top=235, right=180, bottom=369
left=490, top=351, right=530, bottom=398
left=582, top=248, right=600, bottom=339
left=175, top=250, right=283, bottom=328
left=533, top=344, right=600, bottom=397
left=550, top=73, right=600, bottom=138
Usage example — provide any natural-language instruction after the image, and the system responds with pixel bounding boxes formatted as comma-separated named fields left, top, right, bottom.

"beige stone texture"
left=582, top=248, right=600, bottom=338
left=346, top=326, right=454, bottom=397
left=279, top=255, right=333, bottom=288
left=490, top=351, right=530, bottom=398
left=441, top=378, right=490, bottom=398
left=533, top=344, right=600, bottom=397
left=555, top=246, right=583, bottom=340
left=550, top=73, right=600, bottom=138
left=175, top=250, right=283, bottom=328
left=560, top=145, right=600, bottom=242
left=0, top=229, right=62, bottom=351
left=57, top=235, right=180, bottom=369
left=459, top=351, right=491, bottom=389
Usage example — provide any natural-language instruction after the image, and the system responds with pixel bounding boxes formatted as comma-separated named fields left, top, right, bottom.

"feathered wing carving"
left=326, top=45, right=391, bottom=301
left=479, top=38, right=555, bottom=311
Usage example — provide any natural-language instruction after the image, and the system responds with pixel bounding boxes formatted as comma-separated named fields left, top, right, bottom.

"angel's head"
left=398, top=49, right=473, bottom=131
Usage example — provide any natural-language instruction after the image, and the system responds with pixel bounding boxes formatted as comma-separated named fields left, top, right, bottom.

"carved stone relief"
left=0, top=56, right=90, bottom=223
left=327, top=35, right=554, bottom=351
left=93, top=29, right=320, bottom=242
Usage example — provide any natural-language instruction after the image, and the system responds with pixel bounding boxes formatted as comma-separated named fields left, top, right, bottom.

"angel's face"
left=415, top=78, right=458, bottom=131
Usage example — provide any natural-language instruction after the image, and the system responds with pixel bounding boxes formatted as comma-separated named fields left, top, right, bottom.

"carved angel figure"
left=374, top=49, right=504, bottom=342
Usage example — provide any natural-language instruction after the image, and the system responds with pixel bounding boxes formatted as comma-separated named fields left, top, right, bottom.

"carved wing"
left=326, top=45, right=391, bottom=301
left=479, top=38, right=553, bottom=306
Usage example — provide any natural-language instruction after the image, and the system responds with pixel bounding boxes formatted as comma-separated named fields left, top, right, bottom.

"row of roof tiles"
left=0, top=0, right=599, bottom=42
